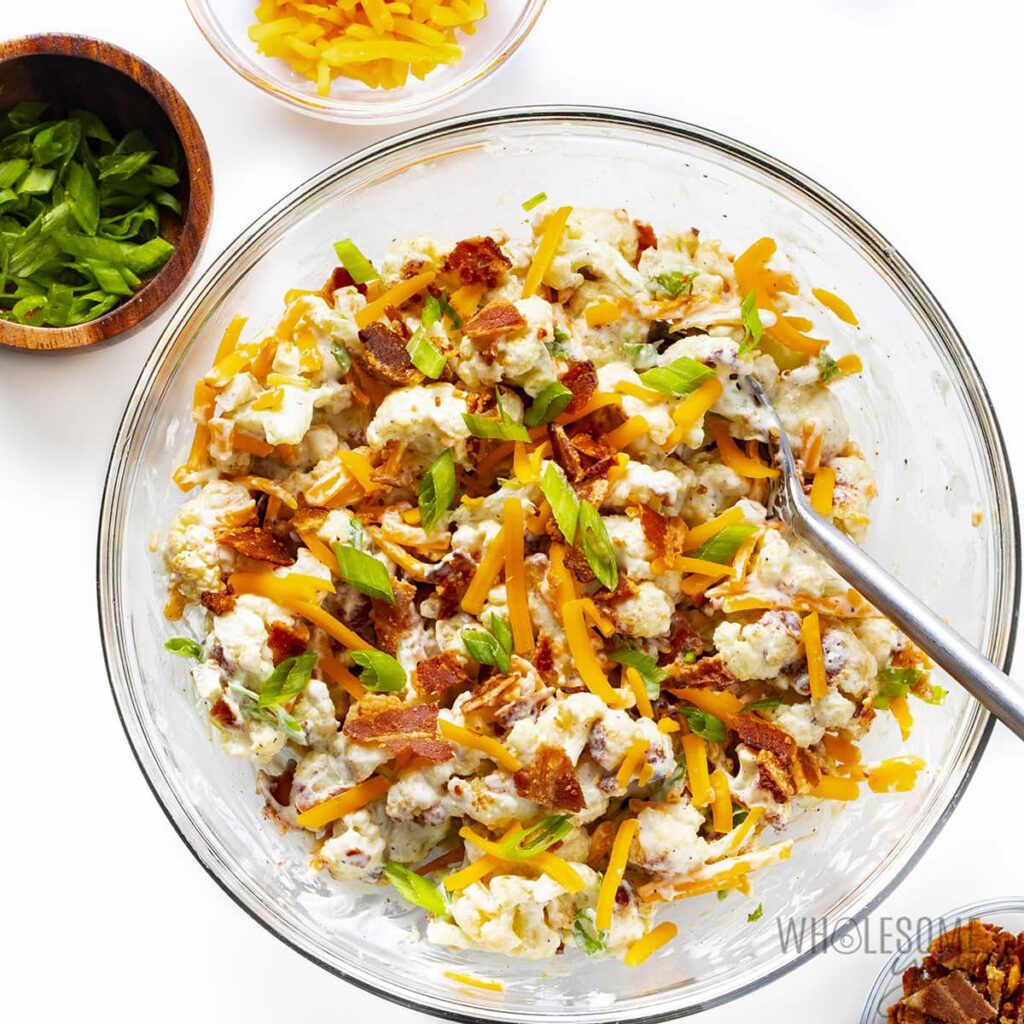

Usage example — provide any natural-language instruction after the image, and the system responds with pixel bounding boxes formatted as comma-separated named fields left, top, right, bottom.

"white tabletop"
left=4, top=2, right=1022, bottom=1021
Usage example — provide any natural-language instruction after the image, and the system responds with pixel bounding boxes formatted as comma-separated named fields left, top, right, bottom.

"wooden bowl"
left=0, top=35, right=213, bottom=352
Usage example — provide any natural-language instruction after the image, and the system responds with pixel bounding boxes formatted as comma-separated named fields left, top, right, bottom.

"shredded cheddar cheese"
left=461, top=527, right=506, bottom=614
left=889, top=695, right=914, bottom=741
left=710, top=768, right=733, bottom=834
left=444, top=970, right=504, bottom=993
left=460, top=827, right=585, bottom=893
left=812, top=287, right=859, bottom=325
left=624, top=922, right=678, bottom=967
left=439, top=720, right=522, bottom=774
left=603, top=415, right=650, bottom=450
left=596, top=818, right=638, bottom=931
left=683, top=506, right=745, bottom=552
left=443, top=853, right=499, bottom=892
left=356, top=270, right=436, bottom=329
left=562, top=599, right=619, bottom=704
left=503, top=498, right=534, bottom=653
left=867, top=756, right=925, bottom=793
left=585, top=298, right=622, bottom=327
left=801, top=611, right=828, bottom=700
left=708, top=419, right=780, bottom=479
left=625, top=667, right=654, bottom=718
left=616, top=738, right=650, bottom=789
left=809, top=466, right=836, bottom=518
left=522, top=206, right=572, bottom=299
left=810, top=775, right=861, bottom=801
left=662, top=377, right=723, bottom=451
left=681, top=734, right=711, bottom=807
left=295, top=774, right=391, bottom=830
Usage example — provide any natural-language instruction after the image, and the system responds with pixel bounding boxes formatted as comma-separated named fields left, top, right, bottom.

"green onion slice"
left=489, top=613, right=514, bottom=657
left=333, top=542, right=395, bottom=604
left=333, top=238, right=379, bottom=284
left=382, top=863, right=449, bottom=918
left=258, top=651, right=317, bottom=708
left=331, top=342, right=352, bottom=374
left=874, top=666, right=923, bottom=709
left=407, top=328, right=446, bottom=379
left=165, top=637, right=203, bottom=660
left=677, top=706, right=727, bottom=742
left=349, top=650, right=407, bottom=692
left=653, top=270, right=698, bottom=298
left=639, top=355, right=715, bottom=396
left=524, top=380, right=573, bottom=427
left=540, top=461, right=580, bottom=543
left=738, top=291, right=763, bottom=354
left=818, top=350, right=839, bottom=383
left=497, top=815, right=573, bottom=859
left=521, top=191, right=548, bottom=212
left=740, top=696, right=782, bottom=714
left=418, top=450, right=456, bottom=532
left=461, top=628, right=511, bottom=675
left=691, top=523, right=757, bottom=565
left=578, top=500, right=618, bottom=591
left=609, top=641, right=667, bottom=697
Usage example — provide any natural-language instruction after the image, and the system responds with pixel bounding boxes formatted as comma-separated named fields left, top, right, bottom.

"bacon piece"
left=415, top=652, right=468, bottom=699
left=267, top=620, right=310, bottom=665
left=462, top=301, right=525, bottom=343
left=563, top=542, right=596, bottom=584
left=429, top=551, right=476, bottom=619
left=587, top=820, right=617, bottom=869
left=549, top=423, right=585, bottom=483
left=634, top=220, right=657, bottom=265
left=571, top=432, right=614, bottom=461
left=658, top=614, right=706, bottom=665
left=732, top=712, right=796, bottom=762
left=559, top=360, right=598, bottom=416
left=210, top=697, right=238, bottom=729
left=443, top=235, right=511, bottom=287
left=903, top=973, right=997, bottom=1023
left=370, top=578, right=418, bottom=656
left=513, top=745, right=585, bottom=812
left=201, top=590, right=236, bottom=616
left=358, top=323, right=423, bottom=386
left=268, top=762, right=295, bottom=806
left=533, top=634, right=557, bottom=683
left=321, top=265, right=366, bottom=300
left=792, top=747, right=822, bottom=794
left=343, top=695, right=453, bottom=761
left=217, top=526, right=295, bottom=566
left=755, top=749, right=797, bottom=803
left=668, top=653, right=736, bottom=689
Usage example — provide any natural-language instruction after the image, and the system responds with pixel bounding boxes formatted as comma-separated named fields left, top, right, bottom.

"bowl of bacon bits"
left=99, top=109, right=1019, bottom=1024
left=185, top=0, right=547, bottom=123
left=862, top=900, right=1024, bottom=1024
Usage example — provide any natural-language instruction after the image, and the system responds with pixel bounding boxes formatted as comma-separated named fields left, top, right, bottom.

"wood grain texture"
left=0, top=34, right=213, bottom=352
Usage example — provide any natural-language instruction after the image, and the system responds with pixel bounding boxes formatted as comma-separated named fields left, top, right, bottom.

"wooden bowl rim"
left=0, top=33, right=213, bottom=352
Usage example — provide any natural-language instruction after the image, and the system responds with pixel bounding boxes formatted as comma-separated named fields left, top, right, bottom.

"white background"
left=3, top=1, right=1022, bottom=1021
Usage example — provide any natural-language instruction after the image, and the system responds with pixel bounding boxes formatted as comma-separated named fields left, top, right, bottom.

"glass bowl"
left=97, top=107, right=1019, bottom=1022
left=860, top=898, right=1024, bottom=1022
left=184, top=0, right=547, bottom=124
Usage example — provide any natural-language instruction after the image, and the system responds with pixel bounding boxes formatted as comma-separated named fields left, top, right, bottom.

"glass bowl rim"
left=859, top=896, right=1024, bottom=1024
left=97, top=104, right=1019, bottom=1023
left=183, top=0, right=549, bottom=125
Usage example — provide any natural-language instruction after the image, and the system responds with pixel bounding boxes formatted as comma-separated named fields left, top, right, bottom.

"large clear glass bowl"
left=97, top=107, right=1019, bottom=1022
left=185, top=0, right=546, bottom=124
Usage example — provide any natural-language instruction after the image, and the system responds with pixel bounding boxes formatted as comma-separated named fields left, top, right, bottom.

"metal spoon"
left=745, top=377, right=1024, bottom=741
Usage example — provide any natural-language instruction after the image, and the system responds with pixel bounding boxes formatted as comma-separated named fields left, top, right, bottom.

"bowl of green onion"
left=0, top=34, right=212, bottom=351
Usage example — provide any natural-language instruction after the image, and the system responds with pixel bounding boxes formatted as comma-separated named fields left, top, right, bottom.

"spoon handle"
left=790, top=495, right=1024, bottom=741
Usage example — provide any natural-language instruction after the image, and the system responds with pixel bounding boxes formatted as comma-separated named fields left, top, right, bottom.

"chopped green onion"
left=165, top=637, right=203, bottom=660
left=497, top=815, right=573, bottom=859
left=740, top=696, right=782, bottom=714
left=421, top=295, right=443, bottom=329
left=229, top=683, right=305, bottom=742
left=436, top=291, right=463, bottom=330
left=818, top=350, right=839, bottom=384
left=462, top=412, right=530, bottom=442
left=540, top=461, right=580, bottom=544
left=572, top=909, right=608, bottom=956
left=917, top=683, right=948, bottom=706
left=258, top=651, right=317, bottom=708
left=350, top=517, right=364, bottom=551
left=738, top=291, right=763, bottom=355
left=874, top=666, right=922, bottom=709
left=624, top=341, right=657, bottom=370
left=691, top=523, right=757, bottom=564
left=350, top=650, right=407, bottom=692
left=333, top=542, right=395, bottom=604
left=639, top=356, right=715, bottom=396
left=677, top=706, right=726, bottom=742
left=748, top=904, right=764, bottom=923
left=407, top=328, right=446, bottom=378
left=732, top=806, right=749, bottom=827
left=609, top=641, right=667, bottom=698
left=489, top=613, right=514, bottom=657
left=545, top=325, right=571, bottom=358
left=333, top=237, right=379, bottom=284
left=578, top=500, right=618, bottom=591
left=418, top=450, right=456, bottom=532
left=462, top=628, right=511, bottom=675
left=331, top=342, right=352, bottom=374
left=524, top=380, right=573, bottom=427
left=521, top=191, right=548, bottom=212
left=653, top=270, right=698, bottom=298
left=382, top=863, right=449, bottom=918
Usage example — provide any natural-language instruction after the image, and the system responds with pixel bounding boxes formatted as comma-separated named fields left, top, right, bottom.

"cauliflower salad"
left=161, top=204, right=943, bottom=967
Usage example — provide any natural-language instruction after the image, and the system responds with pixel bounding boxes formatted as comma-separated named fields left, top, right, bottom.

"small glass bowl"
left=184, top=0, right=547, bottom=124
left=860, top=898, right=1024, bottom=1023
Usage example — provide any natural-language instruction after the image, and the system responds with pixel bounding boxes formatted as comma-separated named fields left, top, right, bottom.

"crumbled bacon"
left=633, top=220, right=657, bottom=264
left=216, top=526, right=295, bottom=566
left=415, top=652, right=468, bottom=699
left=358, top=322, right=423, bottom=386
left=343, top=695, right=453, bottom=761
left=462, top=301, right=525, bottom=343
left=548, top=424, right=585, bottom=483
left=563, top=543, right=596, bottom=584
left=666, top=653, right=735, bottom=689
left=587, top=820, right=617, bottom=869
left=559, top=360, right=598, bottom=416
left=755, top=749, right=797, bottom=803
left=370, top=578, right=418, bottom=656
left=429, top=551, right=477, bottom=619
left=443, top=236, right=511, bottom=287
left=513, top=745, right=585, bottom=812
left=269, top=762, right=295, bottom=806
left=533, top=634, right=557, bottom=683
left=732, top=712, right=796, bottom=762
left=267, top=620, right=310, bottom=665
left=290, top=506, right=329, bottom=534
left=321, top=265, right=366, bottom=299
left=200, top=589, right=236, bottom=616
left=899, top=973, right=997, bottom=1023
left=210, top=698, right=237, bottom=729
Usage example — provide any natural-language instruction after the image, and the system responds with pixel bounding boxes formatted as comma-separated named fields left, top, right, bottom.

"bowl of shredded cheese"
left=99, top=107, right=1019, bottom=1022
left=185, top=0, right=546, bottom=123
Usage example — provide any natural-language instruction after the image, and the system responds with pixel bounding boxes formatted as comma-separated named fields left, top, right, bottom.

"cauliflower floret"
left=822, top=625, right=878, bottom=698
left=366, top=383, right=470, bottom=464
left=774, top=378, right=849, bottom=463
left=506, top=693, right=608, bottom=766
left=543, top=207, right=644, bottom=296
left=853, top=618, right=902, bottom=669
left=292, top=732, right=389, bottom=813
left=596, top=362, right=675, bottom=445
left=606, top=581, right=674, bottom=638
left=680, top=453, right=749, bottom=524
left=588, top=713, right=674, bottom=782
left=747, top=530, right=850, bottom=601
left=386, top=762, right=456, bottom=826
left=831, top=455, right=877, bottom=541
left=163, top=480, right=255, bottom=600
left=604, top=458, right=693, bottom=516
left=771, top=691, right=858, bottom=747
left=603, top=515, right=655, bottom=579
left=291, top=679, right=338, bottom=749
left=320, top=807, right=387, bottom=882
left=634, top=799, right=710, bottom=875
left=637, top=232, right=735, bottom=302
left=379, top=235, right=451, bottom=288
left=212, top=595, right=276, bottom=685
left=387, top=820, right=450, bottom=864
left=447, top=771, right=539, bottom=830
left=713, top=610, right=803, bottom=682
